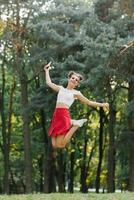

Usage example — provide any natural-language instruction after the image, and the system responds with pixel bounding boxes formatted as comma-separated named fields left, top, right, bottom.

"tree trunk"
left=20, top=76, right=33, bottom=193
left=68, top=150, right=75, bottom=193
left=9, top=168, right=18, bottom=194
left=80, top=137, right=88, bottom=193
left=43, top=142, right=56, bottom=193
left=1, top=58, right=10, bottom=194
left=95, top=108, right=105, bottom=193
left=38, top=155, right=44, bottom=192
left=34, top=78, right=55, bottom=193
left=79, top=137, right=96, bottom=192
left=128, top=80, right=134, bottom=191
left=107, top=103, right=116, bottom=192
left=57, top=150, right=66, bottom=192
left=11, top=0, right=33, bottom=192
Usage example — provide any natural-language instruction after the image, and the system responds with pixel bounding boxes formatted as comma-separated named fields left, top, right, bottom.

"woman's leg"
left=51, top=119, right=87, bottom=148
left=56, top=125, right=79, bottom=148
left=51, top=137, right=57, bottom=149
left=51, top=135, right=64, bottom=148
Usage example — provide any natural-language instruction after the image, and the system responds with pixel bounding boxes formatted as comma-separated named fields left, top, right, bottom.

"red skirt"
left=48, top=108, right=71, bottom=137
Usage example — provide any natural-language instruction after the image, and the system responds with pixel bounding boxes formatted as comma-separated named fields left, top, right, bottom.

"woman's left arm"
left=76, top=94, right=109, bottom=109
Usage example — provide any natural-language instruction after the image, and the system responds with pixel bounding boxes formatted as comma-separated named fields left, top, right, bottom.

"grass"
left=0, top=193, right=134, bottom=200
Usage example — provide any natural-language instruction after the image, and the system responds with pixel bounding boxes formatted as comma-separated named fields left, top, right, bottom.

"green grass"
left=0, top=193, right=134, bottom=200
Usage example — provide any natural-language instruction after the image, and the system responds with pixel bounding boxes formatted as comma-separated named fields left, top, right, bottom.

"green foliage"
left=0, top=0, right=134, bottom=194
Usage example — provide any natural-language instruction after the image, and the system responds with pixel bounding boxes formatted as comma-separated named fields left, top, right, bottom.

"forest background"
left=0, top=0, right=134, bottom=195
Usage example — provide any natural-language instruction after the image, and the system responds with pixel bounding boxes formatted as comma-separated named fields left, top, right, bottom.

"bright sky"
left=0, top=0, right=54, bottom=21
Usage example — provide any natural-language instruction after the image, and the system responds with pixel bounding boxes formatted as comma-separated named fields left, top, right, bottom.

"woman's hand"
left=44, top=62, right=52, bottom=71
left=102, top=103, right=109, bottom=110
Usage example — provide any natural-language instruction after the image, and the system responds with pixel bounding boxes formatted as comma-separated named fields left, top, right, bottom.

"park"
left=0, top=0, right=134, bottom=199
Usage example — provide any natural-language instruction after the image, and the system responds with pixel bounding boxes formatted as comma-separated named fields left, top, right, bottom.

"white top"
left=56, top=86, right=82, bottom=107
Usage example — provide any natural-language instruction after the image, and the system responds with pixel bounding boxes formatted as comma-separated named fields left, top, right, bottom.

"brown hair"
left=68, top=71, right=84, bottom=82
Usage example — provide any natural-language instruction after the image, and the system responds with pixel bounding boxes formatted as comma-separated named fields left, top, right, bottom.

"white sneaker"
left=71, top=119, right=87, bottom=127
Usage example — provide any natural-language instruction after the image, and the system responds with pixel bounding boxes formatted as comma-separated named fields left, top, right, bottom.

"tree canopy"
left=0, top=0, right=134, bottom=194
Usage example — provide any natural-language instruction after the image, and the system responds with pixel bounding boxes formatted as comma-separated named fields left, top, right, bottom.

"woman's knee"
left=52, top=143, right=57, bottom=149
left=57, top=143, right=66, bottom=148
left=51, top=137, right=57, bottom=148
left=56, top=139, right=66, bottom=148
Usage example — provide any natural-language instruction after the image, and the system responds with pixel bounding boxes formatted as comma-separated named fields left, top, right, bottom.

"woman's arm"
left=44, top=62, right=60, bottom=92
left=76, top=93, right=109, bottom=109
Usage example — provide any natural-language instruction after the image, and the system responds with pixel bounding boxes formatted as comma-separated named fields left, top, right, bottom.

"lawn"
left=0, top=193, right=134, bottom=200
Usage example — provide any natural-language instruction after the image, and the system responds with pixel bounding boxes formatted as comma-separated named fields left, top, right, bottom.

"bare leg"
left=56, top=125, right=79, bottom=148
left=51, top=119, right=87, bottom=148
left=51, top=137, right=57, bottom=149
left=51, top=136, right=64, bottom=149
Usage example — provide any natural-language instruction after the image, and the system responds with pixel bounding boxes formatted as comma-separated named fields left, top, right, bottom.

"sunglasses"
left=71, top=77, right=80, bottom=83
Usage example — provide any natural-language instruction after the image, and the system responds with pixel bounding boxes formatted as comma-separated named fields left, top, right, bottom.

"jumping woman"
left=44, top=62, right=109, bottom=149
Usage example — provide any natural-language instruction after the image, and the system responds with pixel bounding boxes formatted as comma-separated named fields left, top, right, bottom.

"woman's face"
left=68, top=74, right=80, bottom=88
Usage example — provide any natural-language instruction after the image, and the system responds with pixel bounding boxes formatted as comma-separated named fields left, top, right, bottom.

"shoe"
left=71, top=119, right=87, bottom=127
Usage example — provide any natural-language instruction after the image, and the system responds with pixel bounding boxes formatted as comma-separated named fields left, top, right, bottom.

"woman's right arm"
left=44, top=62, right=61, bottom=92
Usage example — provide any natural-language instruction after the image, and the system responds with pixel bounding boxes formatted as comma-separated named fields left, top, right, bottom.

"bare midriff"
left=56, top=102, right=69, bottom=109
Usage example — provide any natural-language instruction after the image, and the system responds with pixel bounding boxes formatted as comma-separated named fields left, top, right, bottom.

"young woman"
left=44, top=62, right=109, bottom=149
